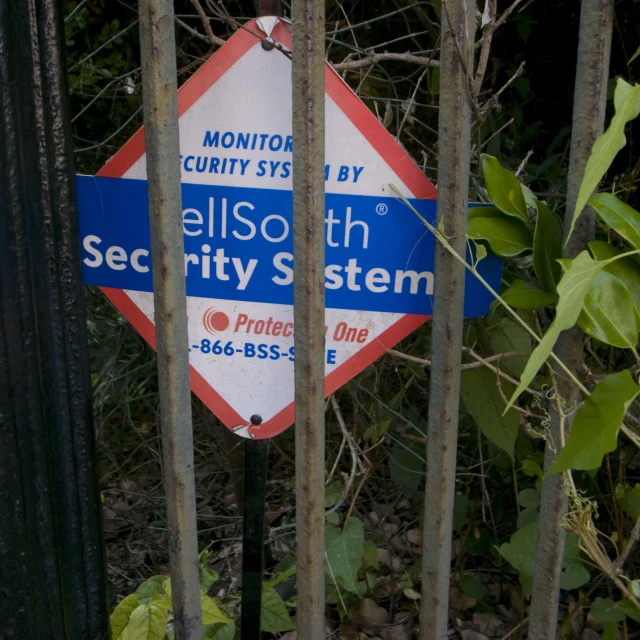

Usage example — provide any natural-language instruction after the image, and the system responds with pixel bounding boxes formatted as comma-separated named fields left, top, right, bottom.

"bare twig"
left=332, top=51, right=439, bottom=71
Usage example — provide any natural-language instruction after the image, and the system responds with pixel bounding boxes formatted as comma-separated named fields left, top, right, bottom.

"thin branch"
left=332, top=52, right=439, bottom=71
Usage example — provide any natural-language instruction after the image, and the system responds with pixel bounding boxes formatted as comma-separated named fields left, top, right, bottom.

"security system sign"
left=76, top=17, right=501, bottom=439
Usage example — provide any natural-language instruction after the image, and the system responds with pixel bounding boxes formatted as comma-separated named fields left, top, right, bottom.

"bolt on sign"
left=76, top=16, right=502, bottom=439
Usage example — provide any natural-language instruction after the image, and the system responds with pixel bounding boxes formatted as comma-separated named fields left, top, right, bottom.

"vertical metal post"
left=0, top=0, right=109, bottom=637
left=528, top=1, right=613, bottom=638
left=240, top=437, right=270, bottom=638
left=292, top=0, right=326, bottom=637
left=419, top=1, right=475, bottom=639
left=138, top=1, right=203, bottom=638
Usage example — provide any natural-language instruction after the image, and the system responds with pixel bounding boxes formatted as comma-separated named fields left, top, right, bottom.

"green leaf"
left=578, top=271, right=638, bottom=350
left=592, top=597, right=626, bottom=623
left=325, top=480, right=344, bottom=508
left=325, top=517, right=365, bottom=594
left=517, top=488, right=540, bottom=510
left=362, top=544, right=380, bottom=569
left=603, top=622, right=620, bottom=640
left=261, top=586, right=295, bottom=632
left=497, top=524, right=589, bottom=590
left=616, top=599, right=640, bottom=623
left=461, top=368, right=519, bottom=457
left=533, top=201, right=563, bottom=292
left=568, top=79, right=640, bottom=241
left=460, top=575, right=486, bottom=601
left=388, top=443, right=424, bottom=494
left=199, top=552, right=220, bottom=593
left=487, top=314, right=532, bottom=377
left=560, top=533, right=591, bottom=590
left=619, top=484, right=640, bottom=520
left=135, top=576, right=166, bottom=605
left=201, top=594, right=231, bottom=626
left=268, top=555, right=297, bottom=587
left=121, top=603, right=168, bottom=640
left=507, top=250, right=640, bottom=410
left=521, top=459, right=543, bottom=478
left=590, top=192, right=640, bottom=250
left=630, top=44, right=640, bottom=65
left=204, top=621, right=236, bottom=640
left=548, top=371, right=640, bottom=473
left=111, top=594, right=140, bottom=640
left=467, top=216, right=533, bottom=257
left=589, top=241, right=640, bottom=322
left=500, top=280, right=556, bottom=310
left=481, top=154, right=528, bottom=221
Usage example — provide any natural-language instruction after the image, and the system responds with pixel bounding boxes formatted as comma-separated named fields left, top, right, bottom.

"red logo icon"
left=203, top=308, right=230, bottom=335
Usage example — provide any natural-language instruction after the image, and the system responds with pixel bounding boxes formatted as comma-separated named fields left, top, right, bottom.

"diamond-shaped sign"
left=76, top=17, right=501, bottom=439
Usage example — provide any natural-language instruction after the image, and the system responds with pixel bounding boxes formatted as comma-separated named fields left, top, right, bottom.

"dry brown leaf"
left=472, top=612, right=505, bottom=637
left=406, top=529, right=422, bottom=546
left=461, top=631, right=491, bottom=640
left=449, top=587, right=477, bottom=612
left=348, top=598, right=388, bottom=635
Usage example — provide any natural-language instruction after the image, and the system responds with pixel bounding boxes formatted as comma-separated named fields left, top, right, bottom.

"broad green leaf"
left=517, top=506, right=539, bottom=529
left=568, top=79, right=640, bottom=241
left=388, top=443, right=424, bottom=494
left=204, top=621, right=236, bottom=640
left=522, top=184, right=538, bottom=210
left=533, top=201, right=563, bottom=292
left=261, top=586, right=295, bottom=632
left=497, top=524, right=589, bottom=590
left=121, top=603, right=168, bottom=640
left=619, top=483, right=640, bottom=520
left=590, top=192, right=640, bottom=249
left=561, top=533, right=591, bottom=590
left=500, top=280, right=556, bottom=310
left=199, top=552, right=220, bottom=593
left=325, top=480, right=343, bottom=508
left=521, top=459, right=543, bottom=478
left=268, top=555, right=297, bottom=587
left=578, top=272, right=638, bottom=350
left=111, top=594, right=140, bottom=640
left=506, top=250, right=640, bottom=411
left=468, top=206, right=501, bottom=219
left=467, top=216, right=533, bottom=257
left=481, top=154, right=528, bottom=221
left=589, top=241, right=640, bottom=322
left=591, top=597, right=626, bottom=623
left=362, top=544, right=380, bottom=569
left=603, top=622, right=620, bottom=640
left=548, top=371, right=640, bottom=473
left=325, top=517, right=365, bottom=594
left=616, top=599, right=640, bottom=623
left=201, top=594, right=231, bottom=626
left=461, top=368, right=519, bottom=457
left=487, top=314, right=532, bottom=377
left=135, top=576, right=166, bottom=605
left=460, top=575, right=486, bottom=601
left=517, top=488, right=540, bottom=510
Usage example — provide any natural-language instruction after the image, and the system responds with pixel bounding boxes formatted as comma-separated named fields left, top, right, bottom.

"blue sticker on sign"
left=76, top=175, right=501, bottom=316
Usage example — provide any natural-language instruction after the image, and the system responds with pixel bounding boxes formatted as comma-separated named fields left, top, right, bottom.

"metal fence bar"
left=528, top=1, right=613, bottom=637
left=420, top=1, right=475, bottom=638
left=138, top=1, right=203, bottom=638
left=0, top=0, right=109, bottom=636
left=292, top=0, right=326, bottom=637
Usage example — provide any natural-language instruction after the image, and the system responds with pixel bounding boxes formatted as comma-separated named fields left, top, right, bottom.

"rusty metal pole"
left=138, top=1, right=203, bottom=638
left=292, top=0, right=326, bottom=637
left=0, top=1, right=109, bottom=637
left=420, top=1, right=475, bottom=639
left=528, top=2, right=613, bottom=638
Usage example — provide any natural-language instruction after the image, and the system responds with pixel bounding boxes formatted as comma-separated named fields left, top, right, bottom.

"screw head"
left=250, top=414, right=263, bottom=425
left=261, top=37, right=275, bottom=51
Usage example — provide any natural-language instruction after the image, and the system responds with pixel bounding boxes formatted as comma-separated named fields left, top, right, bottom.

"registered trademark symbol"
left=376, top=203, right=388, bottom=215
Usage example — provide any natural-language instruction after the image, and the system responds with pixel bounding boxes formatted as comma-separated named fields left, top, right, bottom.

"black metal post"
left=240, top=433, right=270, bottom=638
left=0, top=1, right=109, bottom=638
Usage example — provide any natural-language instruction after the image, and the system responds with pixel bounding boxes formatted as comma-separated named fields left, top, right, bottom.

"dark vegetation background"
left=66, top=0, right=640, bottom=637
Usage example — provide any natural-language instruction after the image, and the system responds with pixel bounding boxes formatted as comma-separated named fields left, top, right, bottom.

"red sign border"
left=96, top=18, right=434, bottom=439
